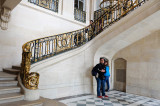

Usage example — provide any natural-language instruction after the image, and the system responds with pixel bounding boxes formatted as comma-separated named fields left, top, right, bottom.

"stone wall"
left=113, top=30, right=160, bottom=99
left=30, top=41, right=96, bottom=99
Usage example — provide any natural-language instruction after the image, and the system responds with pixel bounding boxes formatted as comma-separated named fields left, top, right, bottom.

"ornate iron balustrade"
left=94, top=2, right=117, bottom=20
left=28, top=0, right=59, bottom=12
left=94, top=0, right=147, bottom=20
left=21, top=0, right=148, bottom=89
left=94, top=8, right=108, bottom=21
left=74, top=8, right=86, bottom=23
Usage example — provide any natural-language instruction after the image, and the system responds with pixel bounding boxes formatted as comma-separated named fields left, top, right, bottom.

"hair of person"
left=104, top=58, right=108, bottom=62
left=105, top=60, right=110, bottom=67
left=100, top=57, right=105, bottom=60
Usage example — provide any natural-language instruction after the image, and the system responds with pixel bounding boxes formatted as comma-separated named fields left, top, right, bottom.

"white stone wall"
left=113, top=30, right=160, bottom=99
left=0, top=0, right=92, bottom=70
left=38, top=51, right=93, bottom=99
left=93, top=0, right=102, bottom=11
left=30, top=41, right=96, bottom=99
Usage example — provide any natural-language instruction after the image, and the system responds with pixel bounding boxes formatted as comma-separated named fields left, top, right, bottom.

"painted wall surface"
left=0, top=0, right=90, bottom=71
left=113, top=30, right=160, bottom=99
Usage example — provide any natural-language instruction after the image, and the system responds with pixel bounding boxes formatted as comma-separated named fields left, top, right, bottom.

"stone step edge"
left=0, top=80, right=18, bottom=83
left=21, top=101, right=43, bottom=106
left=0, top=87, right=20, bottom=91
left=0, top=94, right=23, bottom=101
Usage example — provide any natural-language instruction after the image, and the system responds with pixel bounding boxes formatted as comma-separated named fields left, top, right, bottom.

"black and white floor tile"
left=59, top=90, right=160, bottom=106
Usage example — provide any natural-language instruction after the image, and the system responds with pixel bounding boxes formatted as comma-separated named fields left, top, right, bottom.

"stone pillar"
left=86, top=0, right=92, bottom=25
left=58, top=0, right=63, bottom=15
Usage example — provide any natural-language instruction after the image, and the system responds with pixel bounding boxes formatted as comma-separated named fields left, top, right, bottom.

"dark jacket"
left=94, top=63, right=106, bottom=80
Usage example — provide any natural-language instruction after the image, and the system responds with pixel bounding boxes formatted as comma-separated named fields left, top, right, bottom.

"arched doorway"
left=114, top=58, right=127, bottom=92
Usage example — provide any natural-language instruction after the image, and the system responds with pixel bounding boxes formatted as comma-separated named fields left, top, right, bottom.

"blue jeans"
left=96, top=78, right=105, bottom=96
left=105, top=76, right=110, bottom=91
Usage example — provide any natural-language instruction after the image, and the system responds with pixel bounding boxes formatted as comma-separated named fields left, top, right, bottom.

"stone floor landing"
left=59, top=90, right=160, bottom=106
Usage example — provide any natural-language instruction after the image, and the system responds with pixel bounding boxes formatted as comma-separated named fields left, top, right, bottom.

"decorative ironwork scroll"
left=21, top=43, right=39, bottom=89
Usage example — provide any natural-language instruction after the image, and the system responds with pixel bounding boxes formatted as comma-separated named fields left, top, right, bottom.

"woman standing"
left=104, top=60, right=110, bottom=92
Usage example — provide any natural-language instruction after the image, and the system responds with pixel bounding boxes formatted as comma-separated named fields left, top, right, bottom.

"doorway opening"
left=114, top=58, right=127, bottom=92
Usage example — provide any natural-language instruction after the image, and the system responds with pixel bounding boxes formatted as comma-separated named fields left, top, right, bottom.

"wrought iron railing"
left=28, top=0, right=59, bottom=13
left=94, top=2, right=117, bottom=21
left=94, top=8, right=107, bottom=21
left=74, top=8, right=86, bottom=23
left=94, top=5, right=116, bottom=20
left=21, top=0, right=148, bottom=89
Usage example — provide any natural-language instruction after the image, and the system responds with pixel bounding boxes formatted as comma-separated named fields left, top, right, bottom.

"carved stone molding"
left=0, top=7, right=11, bottom=30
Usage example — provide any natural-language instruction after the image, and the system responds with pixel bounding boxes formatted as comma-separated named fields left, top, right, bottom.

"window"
left=28, top=0, right=59, bottom=13
left=74, top=0, right=86, bottom=23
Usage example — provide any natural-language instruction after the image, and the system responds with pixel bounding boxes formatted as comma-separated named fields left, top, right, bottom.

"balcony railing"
left=28, top=0, right=59, bottom=12
left=74, top=8, right=86, bottom=23
left=21, top=0, right=148, bottom=90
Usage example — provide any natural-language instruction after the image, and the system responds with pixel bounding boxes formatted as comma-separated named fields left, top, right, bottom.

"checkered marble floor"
left=59, top=90, right=160, bottom=106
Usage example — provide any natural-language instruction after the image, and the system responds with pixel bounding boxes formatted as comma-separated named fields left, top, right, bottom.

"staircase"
left=0, top=66, right=43, bottom=106
left=0, top=0, right=155, bottom=104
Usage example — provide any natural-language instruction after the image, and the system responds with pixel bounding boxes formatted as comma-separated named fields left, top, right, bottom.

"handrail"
left=21, top=0, right=148, bottom=89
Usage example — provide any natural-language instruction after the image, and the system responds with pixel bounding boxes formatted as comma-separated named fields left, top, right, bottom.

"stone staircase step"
left=0, top=80, right=18, bottom=86
left=0, top=93, right=24, bottom=104
left=12, top=66, right=21, bottom=71
left=0, top=99, right=43, bottom=106
left=0, top=72, right=17, bottom=80
left=3, top=68, right=20, bottom=75
left=0, top=86, right=20, bottom=95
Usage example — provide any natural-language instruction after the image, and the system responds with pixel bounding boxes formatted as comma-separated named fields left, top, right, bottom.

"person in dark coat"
left=94, top=57, right=108, bottom=98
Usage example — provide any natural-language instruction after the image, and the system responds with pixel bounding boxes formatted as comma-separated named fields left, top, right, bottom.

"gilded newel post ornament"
left=0, top=7, right=11, bottom=30
left=21, top=43, right=40, bottom=90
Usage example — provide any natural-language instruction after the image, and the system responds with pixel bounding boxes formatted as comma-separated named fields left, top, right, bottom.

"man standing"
left=94, top=57, right=108, bottom=98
